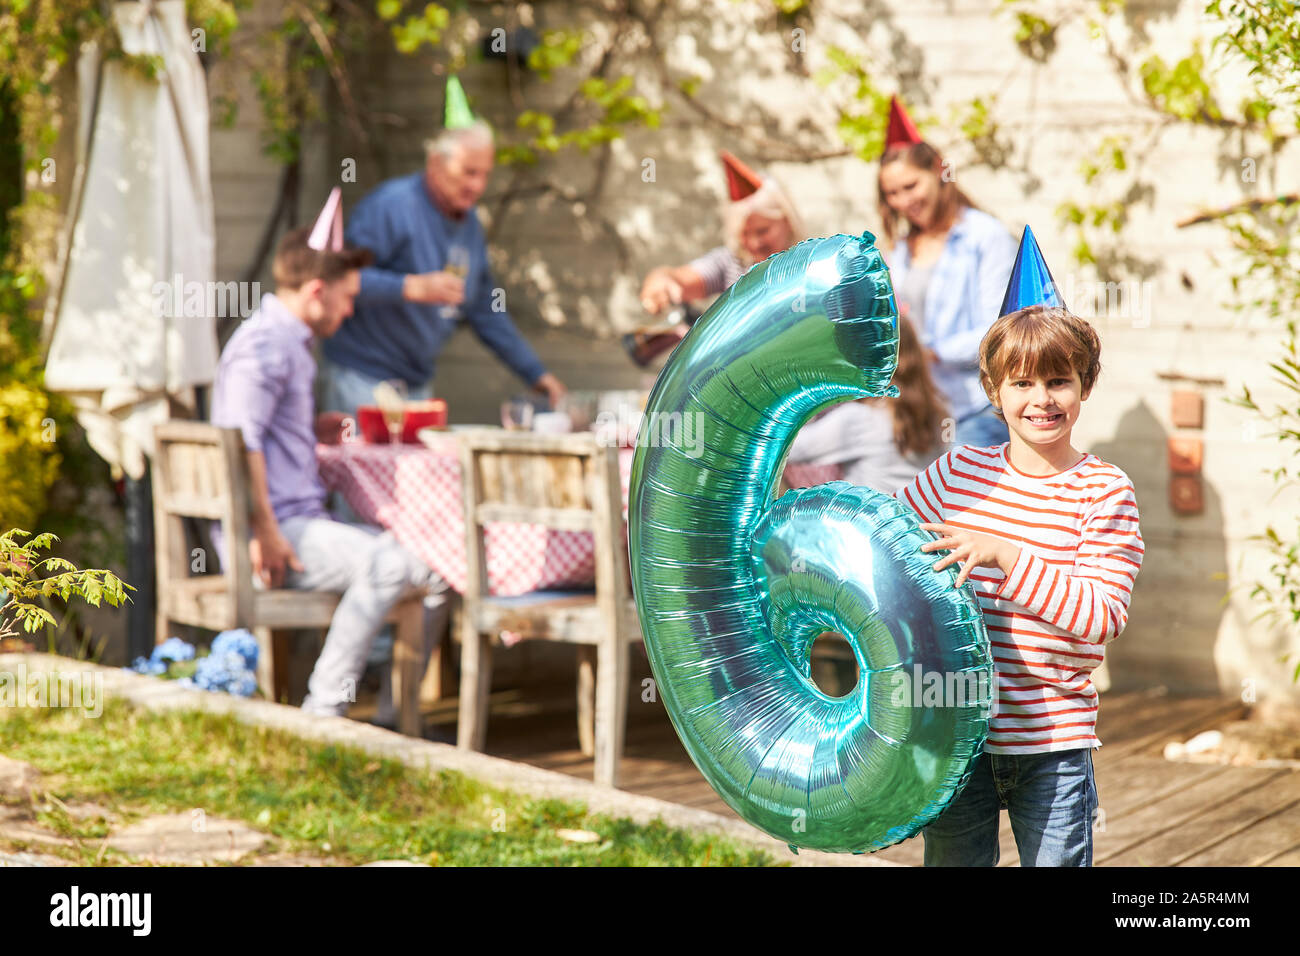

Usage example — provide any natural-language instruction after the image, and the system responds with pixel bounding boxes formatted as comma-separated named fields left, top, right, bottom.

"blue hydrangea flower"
left=126, top=656, right=167, bottom=676
left=190, top=648, right=258, bottom=697
left=211, top=629, right=259, bottom=671
left=230, top=673, right=259, bottom=698
left=193, top=651, right=238, bottom=690
left=152, top=636, right=196, bottom=663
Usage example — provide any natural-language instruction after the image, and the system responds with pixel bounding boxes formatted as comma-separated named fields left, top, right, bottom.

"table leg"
left=457, top=627, right=493, bottom=751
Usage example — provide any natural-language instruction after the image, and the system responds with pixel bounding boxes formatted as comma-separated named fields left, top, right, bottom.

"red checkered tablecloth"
left=318, top=436, right=841, bottom=597
left=317, top=435, right=634, bottom=596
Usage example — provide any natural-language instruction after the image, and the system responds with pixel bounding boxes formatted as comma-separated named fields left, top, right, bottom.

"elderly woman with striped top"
left=635, top=152, right=805, bottom=353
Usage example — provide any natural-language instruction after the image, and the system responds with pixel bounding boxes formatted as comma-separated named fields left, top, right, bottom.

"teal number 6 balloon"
left=628, top=232, right=994, bottom=854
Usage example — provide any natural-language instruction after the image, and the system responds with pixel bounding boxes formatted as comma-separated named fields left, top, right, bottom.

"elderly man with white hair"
left=321, top=76, right=566, bottom=415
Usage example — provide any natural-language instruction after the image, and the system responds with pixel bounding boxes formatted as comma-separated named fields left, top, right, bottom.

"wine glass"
left=373, top=379, right=407, bottom=444
left=440, top=245, right=470, bottom=320
left=500, top=396, right=535, bottom=431
left=556, top=390, right=598, bottom=432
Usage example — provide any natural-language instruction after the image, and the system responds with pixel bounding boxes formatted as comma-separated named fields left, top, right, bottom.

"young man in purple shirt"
left=211, top=226, right=449, bottom=720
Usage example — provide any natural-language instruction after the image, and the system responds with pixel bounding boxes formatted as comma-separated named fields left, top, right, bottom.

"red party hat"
left=720, top=150, right=764, bottom=201
left=884, top=95, right=923, bottom=153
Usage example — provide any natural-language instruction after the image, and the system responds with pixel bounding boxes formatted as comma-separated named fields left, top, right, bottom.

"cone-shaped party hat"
left=307, top=186, right=344, bottom=252
left=999, top=225, right=1064, bottom=316
left=720, top=150, right=763, bottom=201
left=884, top=95, right=923, bottom=153
left=444, top=75, right=477, bottom=130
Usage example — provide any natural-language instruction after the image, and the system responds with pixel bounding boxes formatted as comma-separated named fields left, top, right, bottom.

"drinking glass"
left=440, top=245, right=470, bottom=320
left=374, top=379, right=408, bottom=444
left=501, top=397, right=535, bottom=431
left=557, top=390, right=598, bottom=432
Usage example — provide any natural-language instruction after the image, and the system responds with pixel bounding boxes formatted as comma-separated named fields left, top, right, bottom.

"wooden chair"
left=152, top=421, right=428, bottom=735
left=456, top=430, right=640, bottom=787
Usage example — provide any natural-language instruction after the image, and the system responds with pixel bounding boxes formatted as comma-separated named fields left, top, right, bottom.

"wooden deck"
left=384, top=656, right=1300, bottom=866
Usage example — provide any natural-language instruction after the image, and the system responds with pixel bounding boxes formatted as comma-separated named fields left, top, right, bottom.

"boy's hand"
left=919, top=523, right=1020, bottom=589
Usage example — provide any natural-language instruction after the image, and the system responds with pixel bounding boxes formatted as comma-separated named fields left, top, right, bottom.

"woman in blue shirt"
left=877, top=106, right=1017, bottom=449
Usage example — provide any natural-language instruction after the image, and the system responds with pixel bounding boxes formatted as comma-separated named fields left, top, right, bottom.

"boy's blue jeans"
left=922, top=748, right=1098, bottom=867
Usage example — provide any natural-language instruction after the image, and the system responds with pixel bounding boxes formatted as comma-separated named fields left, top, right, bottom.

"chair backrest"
left=152, top=422, right=255, bottom=628
left=457, top=430, right=630, bottom=611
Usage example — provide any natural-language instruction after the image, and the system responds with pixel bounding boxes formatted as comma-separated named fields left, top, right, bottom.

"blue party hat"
left=999, top=225, right=1063, bottom=317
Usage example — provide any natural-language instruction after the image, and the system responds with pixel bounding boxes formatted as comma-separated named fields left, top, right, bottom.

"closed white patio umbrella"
left=43, top=0, right=218, bottom=479
left=41, top=0, right=219, bottom=660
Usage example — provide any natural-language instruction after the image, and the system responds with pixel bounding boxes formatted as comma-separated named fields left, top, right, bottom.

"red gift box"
left=355, top=401, right=448, bottom=443
left=401, top=400, right=448, bottom=442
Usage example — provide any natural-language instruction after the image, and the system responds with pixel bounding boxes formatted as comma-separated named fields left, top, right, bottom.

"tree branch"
left=1177, top=193, right=1300, bottom=229
left=292, top=0, right=371, bottom=150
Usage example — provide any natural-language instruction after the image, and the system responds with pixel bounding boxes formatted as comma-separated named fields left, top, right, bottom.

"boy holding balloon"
left=894, top=227, right=1145, bottom=866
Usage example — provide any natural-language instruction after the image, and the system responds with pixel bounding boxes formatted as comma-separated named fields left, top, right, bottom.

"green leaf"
left=423, top=3, right=448, bottom=28
left=1072, top=236, right=1095, bottom=266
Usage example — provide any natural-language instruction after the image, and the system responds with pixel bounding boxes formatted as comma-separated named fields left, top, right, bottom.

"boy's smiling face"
left=996, top=366, right=1093, bottom=450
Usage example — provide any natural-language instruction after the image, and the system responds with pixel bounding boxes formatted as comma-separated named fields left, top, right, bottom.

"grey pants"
left=279, top=515, right=450, bottom=718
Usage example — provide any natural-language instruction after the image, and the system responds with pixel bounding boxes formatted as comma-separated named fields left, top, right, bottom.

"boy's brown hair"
left=979, top=305, right=1102, bottom=420
left=272, top=226, right=374, bottom=290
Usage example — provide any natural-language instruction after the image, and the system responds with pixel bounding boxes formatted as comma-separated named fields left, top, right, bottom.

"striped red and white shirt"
left=894, top=442, right=1144, bottom=755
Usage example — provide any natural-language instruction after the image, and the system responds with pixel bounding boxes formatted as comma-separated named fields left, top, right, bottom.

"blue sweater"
left=322, top=173, right=548, bottom=388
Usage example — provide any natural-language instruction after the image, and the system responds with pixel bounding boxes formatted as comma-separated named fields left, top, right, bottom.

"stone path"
left=0, top=753, right=275, bottom=865
left=104, top=813, right=268, bottom=864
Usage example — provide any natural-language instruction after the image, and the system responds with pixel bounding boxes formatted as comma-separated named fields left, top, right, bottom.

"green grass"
left=0, top=699, right=776, bottom=866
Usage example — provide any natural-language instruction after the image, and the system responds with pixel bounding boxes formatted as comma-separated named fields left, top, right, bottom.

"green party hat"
left=444, top=75, right=477, bottom=129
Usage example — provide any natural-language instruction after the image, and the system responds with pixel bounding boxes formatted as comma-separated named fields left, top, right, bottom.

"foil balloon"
left=628, top=232, right=993, bottom=854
